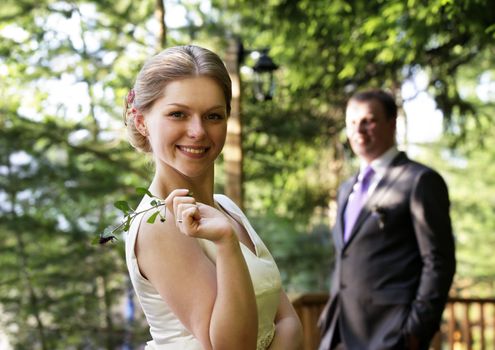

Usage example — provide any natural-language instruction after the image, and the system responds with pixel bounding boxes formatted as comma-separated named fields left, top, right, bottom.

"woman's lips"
left=177, top=145, right=210, bottom=157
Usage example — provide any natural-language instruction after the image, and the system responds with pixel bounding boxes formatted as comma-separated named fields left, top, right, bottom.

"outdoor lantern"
left=236, top=40, right=279, bottom=102
left=252, top=49, right=279, bottom=101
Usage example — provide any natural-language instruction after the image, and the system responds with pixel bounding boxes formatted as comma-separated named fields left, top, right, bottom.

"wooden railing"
left=291, top=293, right=495, bottom=350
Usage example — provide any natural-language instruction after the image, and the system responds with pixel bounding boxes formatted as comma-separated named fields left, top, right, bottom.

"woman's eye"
left=206, top=113, right=225, bottom=121
left=169, top=111, right=185, bottom=118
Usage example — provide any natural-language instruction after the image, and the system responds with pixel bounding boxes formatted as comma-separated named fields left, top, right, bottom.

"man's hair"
left=349, top=89, right=398, bottom=120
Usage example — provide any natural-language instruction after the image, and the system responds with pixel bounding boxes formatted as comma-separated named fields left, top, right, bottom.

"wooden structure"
left=291, top=293, right=495, bottom=350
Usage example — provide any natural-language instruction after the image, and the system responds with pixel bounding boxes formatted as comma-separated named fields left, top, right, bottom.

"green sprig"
left=96, top=188, right=166, bottom=245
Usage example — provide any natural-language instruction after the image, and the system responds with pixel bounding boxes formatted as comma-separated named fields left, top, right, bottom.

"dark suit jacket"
left=319, top=152, right=456, bottom=350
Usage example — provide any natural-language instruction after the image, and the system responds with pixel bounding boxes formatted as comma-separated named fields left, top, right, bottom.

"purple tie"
left=344, top=166, right=375, bottom=242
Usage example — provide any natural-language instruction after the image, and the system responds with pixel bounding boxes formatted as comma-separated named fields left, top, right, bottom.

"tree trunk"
left=223, top=39, right=244, bottom=210
left=155, top=0, right=166, bottom=50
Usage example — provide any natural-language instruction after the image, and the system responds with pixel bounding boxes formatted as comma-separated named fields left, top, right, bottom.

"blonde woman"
left=124, top=45, right=302, bottom=350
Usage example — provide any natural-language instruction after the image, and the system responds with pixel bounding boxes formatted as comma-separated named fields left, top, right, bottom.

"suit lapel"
left=344, top=152, right=410, bottom=247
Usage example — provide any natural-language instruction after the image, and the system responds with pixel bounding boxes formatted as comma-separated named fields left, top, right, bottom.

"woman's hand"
left=165, top=189, right=236, bottom=244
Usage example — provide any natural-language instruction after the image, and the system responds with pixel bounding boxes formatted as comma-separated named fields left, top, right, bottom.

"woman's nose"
left=187, top=117, right=206, bottom=139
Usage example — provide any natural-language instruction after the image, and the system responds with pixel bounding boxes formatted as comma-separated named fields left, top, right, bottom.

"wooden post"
left=464, top=302, right=472, bottom=347
left=223, top=39, right=244, bottom=210
left=448, top=302, right=456, bottom=350
left=479, top=302, right=485, bottom=349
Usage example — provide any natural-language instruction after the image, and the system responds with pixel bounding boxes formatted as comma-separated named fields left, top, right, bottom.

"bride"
left=123, top=44, right=303, bottom=350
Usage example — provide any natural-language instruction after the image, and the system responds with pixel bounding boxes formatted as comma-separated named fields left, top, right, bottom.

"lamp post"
left=224, top=39, right=278, bottom=210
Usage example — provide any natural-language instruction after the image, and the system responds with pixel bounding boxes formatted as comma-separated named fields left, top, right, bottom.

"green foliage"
left=213, top=0, right=495, bottom=140
left=0, top=113, right=136, bottom=348
left=0, top=0, right=154, bottom=348
left=411, top=128, right=495, bottom=297
left=251, top=212, right=333, bottom=292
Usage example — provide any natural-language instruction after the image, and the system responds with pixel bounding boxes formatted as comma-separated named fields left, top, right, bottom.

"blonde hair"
left=124, top=45, right=232, bottom=153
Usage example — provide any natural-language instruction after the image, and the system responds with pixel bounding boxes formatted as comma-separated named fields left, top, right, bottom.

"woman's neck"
left=149, top=165, right=215, bottom=206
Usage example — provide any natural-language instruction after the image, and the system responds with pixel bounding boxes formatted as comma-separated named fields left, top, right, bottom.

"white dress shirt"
left=359, top=146, right=400, bottom=197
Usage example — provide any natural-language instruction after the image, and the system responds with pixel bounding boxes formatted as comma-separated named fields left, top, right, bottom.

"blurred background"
left=0, top=0, right=494, bottom=349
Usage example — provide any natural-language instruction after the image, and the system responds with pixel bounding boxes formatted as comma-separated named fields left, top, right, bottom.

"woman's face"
left=142, top=76, right=228, bottom=178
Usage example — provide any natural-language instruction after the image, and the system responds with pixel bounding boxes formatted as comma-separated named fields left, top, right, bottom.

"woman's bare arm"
left=268, top=291, right=303, bottom=350
left=136, top=189, right=257, bottom=349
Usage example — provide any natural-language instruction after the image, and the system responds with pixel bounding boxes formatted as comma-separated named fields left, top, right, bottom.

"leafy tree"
left=0, top=0, right=156, bottom=347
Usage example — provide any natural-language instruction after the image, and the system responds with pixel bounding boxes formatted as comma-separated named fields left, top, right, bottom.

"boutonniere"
left=371, top=205, right=386, bottom=229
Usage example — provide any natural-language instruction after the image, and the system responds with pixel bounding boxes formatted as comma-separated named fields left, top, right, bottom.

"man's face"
left=345, top=98, right=396, bottom=163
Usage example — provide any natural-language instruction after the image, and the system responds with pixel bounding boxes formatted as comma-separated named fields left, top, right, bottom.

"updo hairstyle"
left=124, top=45, right=232, bottom=153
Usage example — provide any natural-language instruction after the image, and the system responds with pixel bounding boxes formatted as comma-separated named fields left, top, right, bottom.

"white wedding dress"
left=125, top=194, right=282, bottom=349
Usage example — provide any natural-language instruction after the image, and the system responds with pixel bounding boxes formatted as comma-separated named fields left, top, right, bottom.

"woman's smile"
left=177, top=145, right=211, bottom=158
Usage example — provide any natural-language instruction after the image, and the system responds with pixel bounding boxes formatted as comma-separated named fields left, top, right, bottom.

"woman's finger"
left=164, top=188, right=190, bottom=214
left=178, top=205, right=200, bottom=235
left=175, top=203, right=198, bottom=227
left=173, top=195, right=196, bottom=220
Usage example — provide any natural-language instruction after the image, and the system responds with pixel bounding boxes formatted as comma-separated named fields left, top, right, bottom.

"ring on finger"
left=177, top=219, right=183, bottom=223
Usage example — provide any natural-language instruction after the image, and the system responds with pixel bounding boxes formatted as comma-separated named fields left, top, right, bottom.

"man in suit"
left=318, top=89, right=456, bottom=350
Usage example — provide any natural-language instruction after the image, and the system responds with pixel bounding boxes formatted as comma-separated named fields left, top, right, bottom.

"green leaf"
left=147, top=211, right=160, bottom=224
left=136, top=187, right=153, bottom=197
left=114, top=200, right=131, bottom=213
